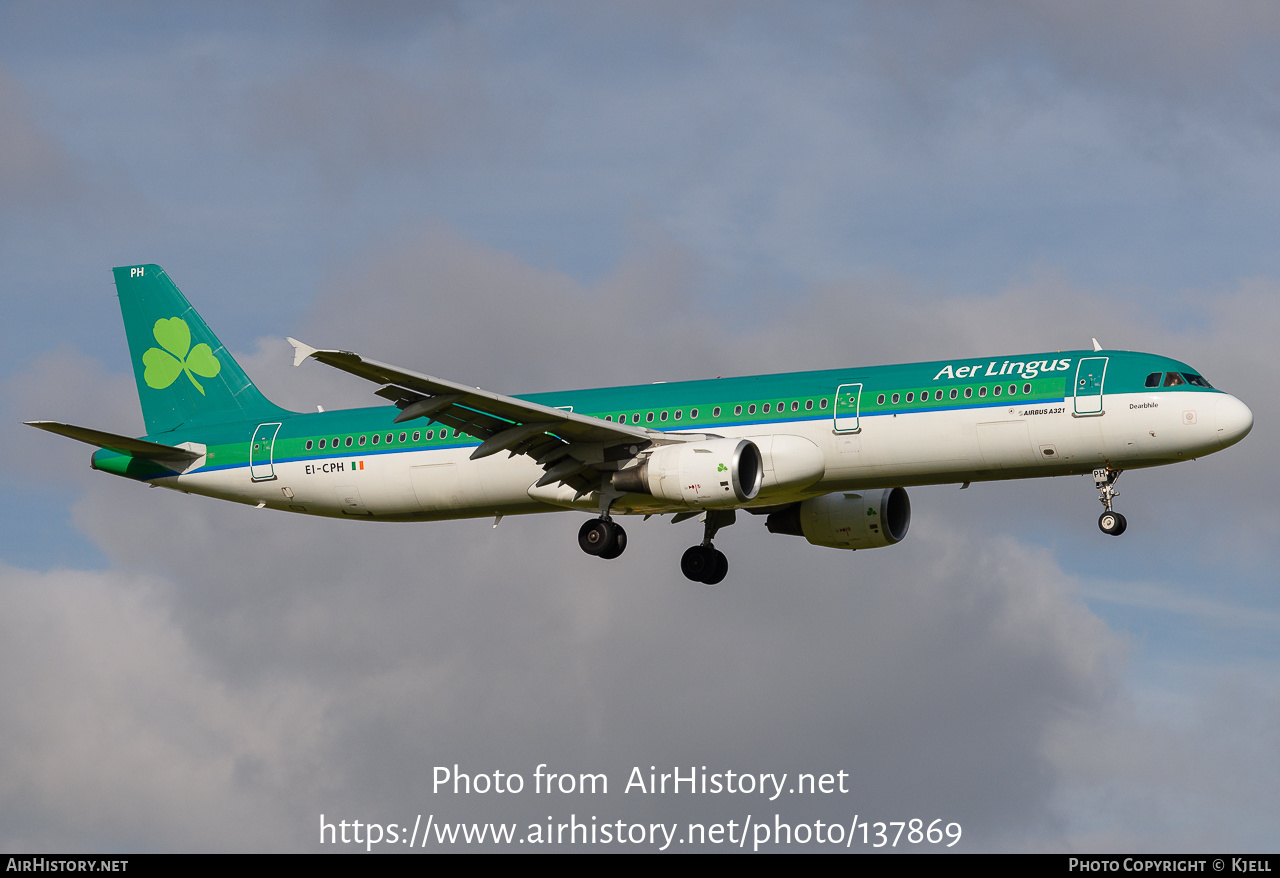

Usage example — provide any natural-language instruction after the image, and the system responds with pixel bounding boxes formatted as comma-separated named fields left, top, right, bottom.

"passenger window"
left=711, top=407, right=719, bottom=417
left=414, top=431, right=422, bottom=441
left=748, top=404, right=756, bottom=415
left=891, top=393, right=900, bottom=404
left=332, top=437, right=339, bottom=447
left=1008, top=385, right=1016, bottom=395
left=1145, top=372, right=1162, bottom=388
left=306, top=440, right=314, bottom=450
left=763, top=403, right=770, bottom=413
left=993, top=385, right=1002, bottom=396
left=646, top=412, right=654, bottom=422
left=906, top=392, right=914, bottom=403
left=978, top=387, right=987, bottom=397
left=426, top=430, right=434, bottom=440
left=605, top=415, right=612, bottom=421
left=1023, top=383, right=1031, bottom=394
left=386, top=433, right=393, bottom=443
left=734, top=405, right=742, bottom=416
left=675, top=410, right=682, bottom=420
left=877, top=394, right=886, bottom=405
left=633, top=414, right=640, bottom=424
left=371, top=434, right=379, bottom=445
left=819, top=399, right=828, bottom=409
left=358, top=435, right=366, bottom=446
left=660, top=411, right=667, bottom=421
left=692, top=408, right=700, bottom=418
left=399, top=432, right=407, bottom=442
left=949, top=388, right=957, bottom=400
left=791, top=401, right=799, bottom=411
left=964, top=388, right=973, bottom=399
left=805, top=399, right=813, bottom=410
left=345, top=436, right=353, bottom=447
left=1163, top=372, right=1186, bottom=387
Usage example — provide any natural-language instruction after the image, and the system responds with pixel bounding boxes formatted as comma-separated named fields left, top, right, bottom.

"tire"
left=1098, top=511, right=1124, bottom=536
left=702, top=549, right=728, bottom=585
left=681, top=545, right=713, bottom=581
left=579, top=519, right=614, bottom=555
left=599, top=524, right=627, bottom=559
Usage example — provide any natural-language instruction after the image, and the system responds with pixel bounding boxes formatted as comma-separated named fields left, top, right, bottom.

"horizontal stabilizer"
left=25, top=421, right=202, bottom=462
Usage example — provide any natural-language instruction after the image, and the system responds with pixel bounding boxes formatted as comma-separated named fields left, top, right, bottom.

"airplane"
left=28, top=264, right=1253, bottom=584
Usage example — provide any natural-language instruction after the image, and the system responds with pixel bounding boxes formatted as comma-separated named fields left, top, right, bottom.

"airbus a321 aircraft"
left=29, top=265, right=1253, bottom=584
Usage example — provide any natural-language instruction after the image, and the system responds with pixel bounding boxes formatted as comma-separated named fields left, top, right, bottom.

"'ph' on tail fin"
left=113, top=265, right=289, bottom=434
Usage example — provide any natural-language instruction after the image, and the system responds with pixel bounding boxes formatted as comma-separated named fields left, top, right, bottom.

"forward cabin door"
left=1073, top=357, right=1108, bottom=416
left=250, top=422, right=282, bottom=481
left=834, top=383, right=863, bottom=433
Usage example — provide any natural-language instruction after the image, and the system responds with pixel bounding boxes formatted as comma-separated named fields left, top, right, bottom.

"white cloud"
left=0, top=563, right=329, bottom=851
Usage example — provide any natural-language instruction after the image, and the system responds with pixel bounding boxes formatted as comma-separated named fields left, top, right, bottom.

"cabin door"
left=834, top=383, right=863, bottom=433
left=1073, top=358, right=1108, bottom=415
left=250, top=422, right=282, bottom=481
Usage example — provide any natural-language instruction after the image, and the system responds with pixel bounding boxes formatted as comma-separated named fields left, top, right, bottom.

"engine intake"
left=765, top=487, right=911, bottom=549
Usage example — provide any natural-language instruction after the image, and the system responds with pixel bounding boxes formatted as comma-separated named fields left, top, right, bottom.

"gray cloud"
left=0, top=64, right=80, bottom=210
left=248, top=53, right=531, bottom=193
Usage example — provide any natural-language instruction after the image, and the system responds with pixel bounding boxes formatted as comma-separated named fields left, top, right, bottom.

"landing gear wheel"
left=1098, top=511, right=1127, bottom=536
left=599, top=524, right=627, bottom=559
left=680, top=545, right=728, bottom=584
left=703, top=549, right=728, bottom=585
left=579, top=519, right=615, bottom=556
left=681, top=545, right=714, bottom=582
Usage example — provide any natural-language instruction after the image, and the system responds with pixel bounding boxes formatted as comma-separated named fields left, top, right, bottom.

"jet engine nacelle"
left=765, top=487, right=911, bottom=549
left=613, top=438, right=763, bottom=507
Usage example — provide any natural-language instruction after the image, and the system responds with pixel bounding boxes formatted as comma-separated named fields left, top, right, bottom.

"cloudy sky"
left=2, top=1, right=1277, bottom=852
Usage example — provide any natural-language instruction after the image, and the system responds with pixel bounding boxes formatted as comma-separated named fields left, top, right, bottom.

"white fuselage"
left=154, top=388, right=1252, bottom=522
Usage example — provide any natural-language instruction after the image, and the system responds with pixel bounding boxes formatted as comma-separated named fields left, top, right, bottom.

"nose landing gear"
left=1094, top=467, right=1127, bottom=536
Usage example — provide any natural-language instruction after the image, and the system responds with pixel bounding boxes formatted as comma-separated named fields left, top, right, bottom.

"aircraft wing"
left=288, top=339, right=680, bottom=492
left=25, top=421, right=202, bottom=463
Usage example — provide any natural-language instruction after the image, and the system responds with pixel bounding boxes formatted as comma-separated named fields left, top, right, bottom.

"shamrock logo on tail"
left=142, top=317, right=220, bottom=394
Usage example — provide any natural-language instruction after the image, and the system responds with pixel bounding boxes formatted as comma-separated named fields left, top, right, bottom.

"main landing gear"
left=680, top=509, right=734, bottom=585
left=575, top=501, right=736, bottom=585
left=1094, top=467, right=1127, bottom=536
left=579, top=485, right=628, bottom=560
left=579, top=518, right=627, bottom=559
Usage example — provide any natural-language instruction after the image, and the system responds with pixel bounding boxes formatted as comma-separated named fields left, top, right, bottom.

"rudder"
left=113, top=264, right=290, bottom=434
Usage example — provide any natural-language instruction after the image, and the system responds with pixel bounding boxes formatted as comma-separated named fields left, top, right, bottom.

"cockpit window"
left=1163, top=372, right=1186, bottom=387
left=1145, top=372, right=1162, bottom=388
left=1182, top=373, right=1212, bottom=388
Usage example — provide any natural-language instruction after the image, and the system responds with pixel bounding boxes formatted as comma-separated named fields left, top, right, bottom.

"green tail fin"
left=113, top=264, right=290, bottom=434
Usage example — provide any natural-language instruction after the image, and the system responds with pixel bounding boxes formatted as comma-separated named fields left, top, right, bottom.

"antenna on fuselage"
left=1091, top=338, right=1102, bottom=352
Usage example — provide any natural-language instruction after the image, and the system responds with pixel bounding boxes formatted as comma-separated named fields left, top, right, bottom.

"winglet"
left=1091, top=338, right=1102, bottom=352
left=286, top=337, right=319, bottom=367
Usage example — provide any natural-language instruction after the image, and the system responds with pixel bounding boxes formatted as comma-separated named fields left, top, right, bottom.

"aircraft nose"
left=1215, top=394, right=1253, bottom=448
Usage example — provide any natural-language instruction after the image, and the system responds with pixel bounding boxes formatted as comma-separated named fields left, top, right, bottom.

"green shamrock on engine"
left=142, top=317, right=221, bottom=394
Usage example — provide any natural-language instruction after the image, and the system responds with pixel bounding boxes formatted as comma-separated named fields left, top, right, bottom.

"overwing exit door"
left=834, top=383, right=863, bottom=432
